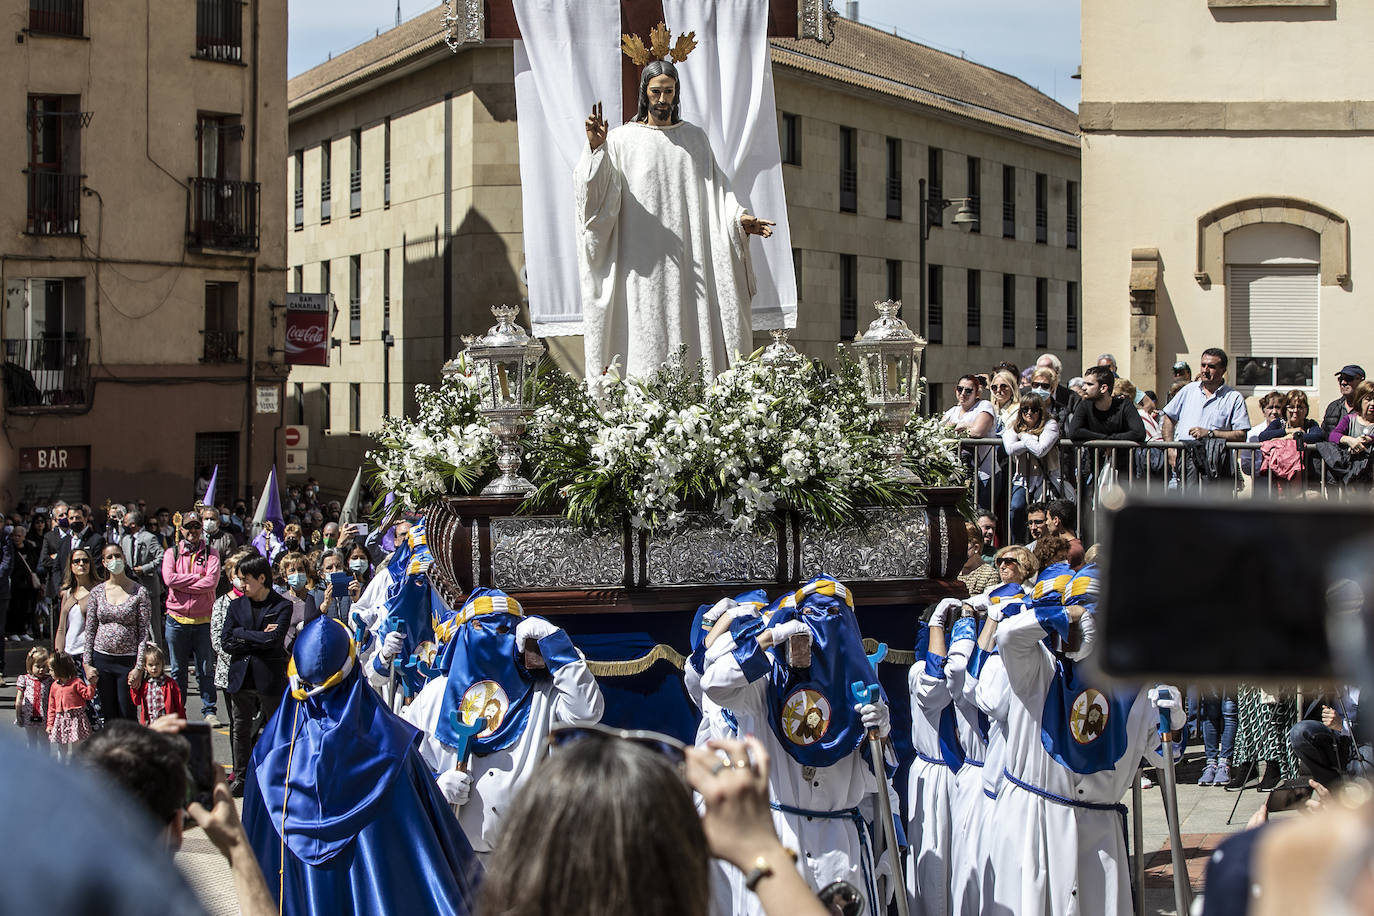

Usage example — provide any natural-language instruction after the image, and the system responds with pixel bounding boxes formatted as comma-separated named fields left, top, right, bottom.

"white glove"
left=701, top=597, right=738, bottom=626
left=855, top=699, right=891, bottom=737
left=437, top=769, right=473, bottom=807
left=875, top=844, right=897, bottom=903
left=1149, top=685, right=1186, bottom=732
left=379, top=630, right=406, bottom=663
left=350, top=606, right=380, bottom=632
left=1064, top=610, right=1096, bottom=662
left=986, top=600, right=1009, bottom=623
left=928, top=597, right=961, bottom=630
left=514, top=616, right=559, bottom=652
left=765, top=619, right=810, bottom=645
left=965, top=592, right=991, bottom=612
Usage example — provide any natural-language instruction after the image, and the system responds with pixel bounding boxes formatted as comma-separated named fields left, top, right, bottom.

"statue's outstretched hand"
left=585, top=102, right=608, bottom=151
left=741, top=214, right=775, bottom=238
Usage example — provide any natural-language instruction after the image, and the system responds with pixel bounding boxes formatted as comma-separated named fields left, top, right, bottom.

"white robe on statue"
left=575, top=120, right=756, bottom=379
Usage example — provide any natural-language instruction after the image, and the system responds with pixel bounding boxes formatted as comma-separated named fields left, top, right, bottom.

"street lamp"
left=917, top=177, right=977, bottom=413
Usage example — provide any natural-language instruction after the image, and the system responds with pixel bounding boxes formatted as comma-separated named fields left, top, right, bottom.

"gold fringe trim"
left=584, top=639, right=915, bottom=678
left=587, top=645, right=687, bottom=676
left=864, top=638, right=916, bottom=667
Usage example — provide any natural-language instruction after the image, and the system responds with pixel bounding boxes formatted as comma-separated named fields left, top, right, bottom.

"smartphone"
left=353, top=522, right=370, bottom=538
left=329, top=570, right=351, bottom=590
left=1100, top=500, right=1373, bottom=682
left=182, top=722, right=219, bottom=809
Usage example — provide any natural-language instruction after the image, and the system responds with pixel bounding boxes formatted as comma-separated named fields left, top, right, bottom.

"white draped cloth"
left=575, top=121, right=755, bottom=378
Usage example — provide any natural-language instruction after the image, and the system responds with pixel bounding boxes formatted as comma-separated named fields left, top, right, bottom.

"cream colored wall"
left=1081, top=132, right=1371, bottom=407
left=286, top=45, right=524, bottom=489
left=772, top=69, right=1082, bottom=403
left=1083, top=0, right=1369, bottom=104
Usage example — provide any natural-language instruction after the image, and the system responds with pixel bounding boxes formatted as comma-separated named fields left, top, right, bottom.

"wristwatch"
left=1206, top=429, right=1216, bottom=439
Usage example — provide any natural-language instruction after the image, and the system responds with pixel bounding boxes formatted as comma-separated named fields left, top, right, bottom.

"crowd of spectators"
left=1, top=482, right=406, bottom=792
left=942, top=347, right=1374, bottom=799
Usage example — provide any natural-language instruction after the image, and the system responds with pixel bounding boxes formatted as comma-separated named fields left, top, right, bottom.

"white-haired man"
left=1021, top=352, right=1080, bottom=423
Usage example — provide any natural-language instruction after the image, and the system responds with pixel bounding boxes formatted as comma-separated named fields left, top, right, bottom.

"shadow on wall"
left=401, top=208, right=525, bottom=418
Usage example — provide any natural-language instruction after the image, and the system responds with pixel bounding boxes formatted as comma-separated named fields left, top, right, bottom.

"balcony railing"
left=29, top=0, right=83, bottom=35
left=202, top=329, right=241, bottom=363
left=195, top=0, right=242, bottom=61
left=3, top=337, right=90, bottom=411
left=188, top=177, right=260, bottom=251
left=25, top=170, right=81, bottom=235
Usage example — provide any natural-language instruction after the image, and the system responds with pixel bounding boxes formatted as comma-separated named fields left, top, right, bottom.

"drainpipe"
left=244, top=0, right=262, bottom=503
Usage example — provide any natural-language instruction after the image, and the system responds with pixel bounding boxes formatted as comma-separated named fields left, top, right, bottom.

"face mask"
left=323, top=537, right=337, bottom=548
left=349, top=559, right=369, bottom=573
left=204, top=519, right=219, bottom=534
left=286, top=572, right=307, bottom=589
left=232, top=576, right=245, bottom=592
left=104, top=558, right=125, bottom=575
left=221, top=514, right=230, bottom=524
left=1031, top=386, right=1051, bottom=398
left=58, top=517, right=70, bottom=530
left=284, top=537, right=300, bottom=551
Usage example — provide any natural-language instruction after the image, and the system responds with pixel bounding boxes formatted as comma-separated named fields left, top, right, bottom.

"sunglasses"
left=70, top=558, right=90, bottom=565
left=182, top=522, right=202, bottom=530
left=955, top=386, right=976, bottom=395
left=991, top=383, right=1012, bottom=392
left=548, top=723, right=687, bottom=767
left=995, top=557, right=1020, bottom=567
left=1022, top=406, right=1041, bottom=413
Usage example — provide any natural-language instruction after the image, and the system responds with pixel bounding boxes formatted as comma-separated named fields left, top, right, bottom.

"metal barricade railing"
left=944, top=434, right=1356, bottom=549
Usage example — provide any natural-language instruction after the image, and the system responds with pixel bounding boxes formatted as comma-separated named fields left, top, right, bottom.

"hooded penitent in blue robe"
left=244, top=617, right=480, bottom=916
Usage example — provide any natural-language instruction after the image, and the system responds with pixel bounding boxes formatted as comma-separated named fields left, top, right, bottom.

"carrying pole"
left=1132, top=768, right=1145, bottom=916
left=1156, top=696, right=1193, bottom=915
left=851, top=681, right=910, bottom=916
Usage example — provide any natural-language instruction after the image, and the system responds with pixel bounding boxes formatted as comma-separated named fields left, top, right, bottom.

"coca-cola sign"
left=285, top=293, right=330, bottom=366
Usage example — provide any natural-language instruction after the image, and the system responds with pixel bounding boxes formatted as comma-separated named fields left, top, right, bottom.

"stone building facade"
left=0, top=0, right=288, bottom=509
left=1081, top=0, right=1367, bottom=406
left=286, top=11, right=1080, bottom=489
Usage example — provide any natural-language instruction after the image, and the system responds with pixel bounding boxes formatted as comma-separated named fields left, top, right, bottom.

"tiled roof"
left=288, top=6, right=450, bottom=111
left=770, top=17, right=1079, bottom=148
left=290, top=8, right=1079, bottom=150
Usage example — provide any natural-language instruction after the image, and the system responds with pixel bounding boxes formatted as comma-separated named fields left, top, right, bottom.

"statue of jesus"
left=575, top=47, right=774, bottom=380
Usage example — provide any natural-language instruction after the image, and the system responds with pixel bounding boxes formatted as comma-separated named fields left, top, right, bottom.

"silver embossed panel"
left=798, top=507, right=929, bottom=581
left=490, top=517, right=624, bottom=589
left=644, top=513, right=778, bottom=586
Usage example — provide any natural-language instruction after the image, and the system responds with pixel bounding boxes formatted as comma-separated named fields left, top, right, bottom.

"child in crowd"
left=46, top=652, right=95, bottom=759
left=14, top=646, right=53, bottom=752
left=130, top=644, right=185, bottom=725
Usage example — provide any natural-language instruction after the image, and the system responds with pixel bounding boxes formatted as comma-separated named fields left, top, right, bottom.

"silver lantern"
left=850, top=299, right=926, bottom=483
left=446, top=304, right=544, bottom=497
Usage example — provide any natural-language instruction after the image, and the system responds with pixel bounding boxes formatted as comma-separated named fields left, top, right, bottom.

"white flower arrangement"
left=370, top=348, right=967, bottom=531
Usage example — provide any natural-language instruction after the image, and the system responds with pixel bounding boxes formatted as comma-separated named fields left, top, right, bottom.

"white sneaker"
left=1140, top=776, right=1155, bottom=789
left=6, top=636, right=18, bottom=643
left=204, top=713, right=223, bottom=729
left=19, top=634, right=33, bottom=642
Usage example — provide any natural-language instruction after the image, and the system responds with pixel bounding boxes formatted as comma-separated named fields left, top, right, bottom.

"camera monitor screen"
left=1100, top=500, right=1374, bottom=682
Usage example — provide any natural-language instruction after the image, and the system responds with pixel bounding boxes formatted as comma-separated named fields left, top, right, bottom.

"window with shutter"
left=1227, top=265, right=1319, bottom=389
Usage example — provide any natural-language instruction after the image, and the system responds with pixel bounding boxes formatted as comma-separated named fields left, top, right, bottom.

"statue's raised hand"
left=741, top=214, right=775, bottom=239
left=585, top=102, right=608, bottom=151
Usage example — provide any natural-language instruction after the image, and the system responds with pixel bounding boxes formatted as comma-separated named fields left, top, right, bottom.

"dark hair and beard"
left=635, top=59, right=682, bottom=124
left=478, top=736, right=709, bottom=916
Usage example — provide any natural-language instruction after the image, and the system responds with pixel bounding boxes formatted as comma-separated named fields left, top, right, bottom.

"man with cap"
left=1323, top=364, right=1366, bottom=435
left=398, top=588, right=604, bottom=862
left=1172, top=360, right=1192, bottom=386
left=242, top=616, right=479, bottom=915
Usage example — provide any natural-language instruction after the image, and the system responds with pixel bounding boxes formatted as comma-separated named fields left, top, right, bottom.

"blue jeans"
left=1009, top=484, right=1029, bottom=544
left=165, top=618, right=217, bottom=716
left=1192, top=686, right=1236, bottom=761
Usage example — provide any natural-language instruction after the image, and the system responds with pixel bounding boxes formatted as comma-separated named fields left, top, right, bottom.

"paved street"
left=2, top=640, right=1271, bottom=914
